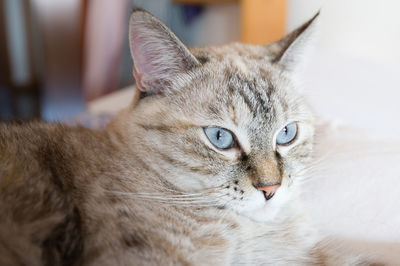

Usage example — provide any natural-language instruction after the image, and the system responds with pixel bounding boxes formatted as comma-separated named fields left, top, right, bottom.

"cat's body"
left=0, top=10, right=377, bottom=266
left=0, top=119, right=321, bottom=265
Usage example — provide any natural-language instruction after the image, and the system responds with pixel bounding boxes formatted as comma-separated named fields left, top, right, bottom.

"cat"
left=0, top=9, right=380, bottom=266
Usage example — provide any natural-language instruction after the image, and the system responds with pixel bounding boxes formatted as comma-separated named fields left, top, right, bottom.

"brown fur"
left=0, top=10, right=382, bottom=265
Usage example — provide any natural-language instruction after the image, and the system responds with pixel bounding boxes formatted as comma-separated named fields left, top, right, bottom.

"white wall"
left=288, top=0, right=400, bottom=137
left=288, top=0, right=400, bottom=65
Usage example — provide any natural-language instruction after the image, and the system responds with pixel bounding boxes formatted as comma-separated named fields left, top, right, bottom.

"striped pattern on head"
left=125, top=10, right=318, bottom=222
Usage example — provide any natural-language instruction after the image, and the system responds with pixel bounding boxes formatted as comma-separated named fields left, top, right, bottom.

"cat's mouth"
left=237, top=184, right=288, bottom=223
left=263, top=191, right=275, bottom=201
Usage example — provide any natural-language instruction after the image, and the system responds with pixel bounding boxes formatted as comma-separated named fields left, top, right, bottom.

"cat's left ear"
left=269, top=12, right=320, bottom=72
left=129, top=10, right=200, bottom=94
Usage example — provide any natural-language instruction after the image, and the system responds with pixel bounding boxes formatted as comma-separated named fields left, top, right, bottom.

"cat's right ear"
left=129, top=10, right=200, bottom=94
left=268, top=12, right=320, bottom=73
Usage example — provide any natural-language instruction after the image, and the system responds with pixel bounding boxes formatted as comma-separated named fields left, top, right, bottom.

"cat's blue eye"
left=276, top=122, right=297, bottom=146
left=204, top=127, right=234, bottom=150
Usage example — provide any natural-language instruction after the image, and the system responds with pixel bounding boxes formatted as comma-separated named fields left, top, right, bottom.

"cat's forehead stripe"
left=225, top=70, right=273, bottom=120
left=229, top=105, right=238, bottom=126
left=235, top=86, right=255, bottom=114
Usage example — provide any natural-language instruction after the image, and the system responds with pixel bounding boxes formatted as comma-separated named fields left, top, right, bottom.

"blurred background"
left=0, top=0, right=399, bottom=136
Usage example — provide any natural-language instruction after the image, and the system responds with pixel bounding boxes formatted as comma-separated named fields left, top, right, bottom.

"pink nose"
left=257, top=184, right=281, bottom=200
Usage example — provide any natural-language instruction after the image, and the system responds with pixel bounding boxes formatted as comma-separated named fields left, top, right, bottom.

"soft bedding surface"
left=304, top=121, right=400, bottom=242
left=302, top=121, right=400, bottom=264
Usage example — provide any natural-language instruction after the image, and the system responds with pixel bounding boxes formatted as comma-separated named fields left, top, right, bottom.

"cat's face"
left=126, top=11, right=317, bottom=222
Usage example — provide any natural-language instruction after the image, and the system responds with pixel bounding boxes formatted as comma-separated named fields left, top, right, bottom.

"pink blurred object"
left=83, top=0, right=129, bottom=101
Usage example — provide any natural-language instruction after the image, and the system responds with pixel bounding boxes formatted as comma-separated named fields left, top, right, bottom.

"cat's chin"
left=237, top=186, right=292, bottom=223
left=240, top=202, right=282, bottom=223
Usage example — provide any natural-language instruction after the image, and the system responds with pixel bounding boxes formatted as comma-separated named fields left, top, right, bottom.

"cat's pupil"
left=216, top=130, right=221, bottom=140
left=283, top=127, right=288, bottom=134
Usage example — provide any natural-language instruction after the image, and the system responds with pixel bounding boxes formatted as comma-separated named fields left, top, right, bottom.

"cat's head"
left=124, top=10, right=318, bottom=222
